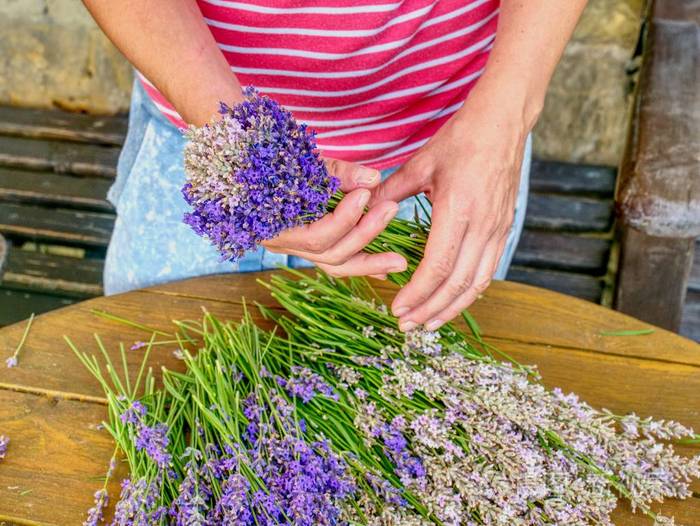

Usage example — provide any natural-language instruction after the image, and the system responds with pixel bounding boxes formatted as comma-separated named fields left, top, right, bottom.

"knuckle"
left=473, top=278, right=491, bottom=294
left=430, top=258, right=453, bottom=281
left=303, top=237, right=327, bottom=253
left=447, top=279, right=470, bottom=297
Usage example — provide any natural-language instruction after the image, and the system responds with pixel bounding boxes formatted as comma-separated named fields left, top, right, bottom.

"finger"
left=398, top=228, right=491, bottom=329
left=391, top=194, right=469, bottom=317
left=324, top=157, right=381, bottom=192
left=424, top=235, right=503, bottom=330
left=265, top=188, right=370, bottom=253
left=369, top=161, right=427, bottom=206
left=318, top=251, right=408, bottom=278
left=316, top=201, right=399, bottom=265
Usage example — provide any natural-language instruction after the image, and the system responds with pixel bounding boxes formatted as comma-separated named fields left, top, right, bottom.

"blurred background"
left=0, top=0, right=697, bottom=340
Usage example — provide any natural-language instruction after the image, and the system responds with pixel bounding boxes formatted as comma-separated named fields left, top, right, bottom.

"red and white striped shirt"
left=141, top=0, right=499, bottom=169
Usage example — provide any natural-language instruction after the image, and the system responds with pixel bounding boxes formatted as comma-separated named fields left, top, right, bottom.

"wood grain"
left=529, top=160, right=616, bottom=197
left=525, top=193, right=613, bottom=232
left=512, top=230, right=611, bottom=273
left=0, top=136, right=119, bottom=179
left=0, top=167, right=113, bottom=212
left=0, top=202, right=114, bottom=247
left=2, top=250, right=104, bottom=298
left=506, top=265, right=603, bottom=302
left=0, top=106, right=127, bottom=146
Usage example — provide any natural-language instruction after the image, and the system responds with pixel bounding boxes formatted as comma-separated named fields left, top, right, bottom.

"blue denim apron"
left=104, top=80, right=531, bottom=295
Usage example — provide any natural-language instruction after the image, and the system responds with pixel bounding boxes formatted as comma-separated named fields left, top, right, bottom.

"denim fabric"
left=104, top=79, right=530, bottom=295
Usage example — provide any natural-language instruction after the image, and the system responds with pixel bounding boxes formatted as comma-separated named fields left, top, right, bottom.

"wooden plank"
left=0, top=294, right=699, bottom=524
left=0, top=167, right=113, bottom=212
left=0, top=106, right=127, bottom=146
left=654, top=0, right=700, bottom=25
left=0, top=203, right=114, bottom=247
left=680, top=290, right=700, bottom=343
left=142, top=273, right=700, bottom=368
left=0, top=390, right=125, bottom=526
left=615, top=227, right=695, bottom=332
left=525, top=193, right=613, bottom=232
left=0, top=136, right=119, bottom=179
left=529, top=160, right=616, bottom=196
left=0, top=234, right=6, bottom=275
left=689, top=240, right=700, bottom=292
left=512, top=230, right=610, bottom=273
left=2, top=249, right=103, bottom=298
left=0, top=288, right=76, bottom=327
left=506, top=265, right=603, bottom=303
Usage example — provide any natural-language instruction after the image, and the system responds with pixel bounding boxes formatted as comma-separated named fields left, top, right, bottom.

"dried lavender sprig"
left=5, top=312, right=35, bottom=368
left=0, top=435, right=8, bottom=460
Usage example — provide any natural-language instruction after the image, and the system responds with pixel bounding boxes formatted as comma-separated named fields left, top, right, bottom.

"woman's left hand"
left=370, top=86, right=538, bottom=332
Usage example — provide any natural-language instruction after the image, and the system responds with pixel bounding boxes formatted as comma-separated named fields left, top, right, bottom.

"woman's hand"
left=263, top=159, right=408, bottom=279
left=371, top=85, right=538, bottom=331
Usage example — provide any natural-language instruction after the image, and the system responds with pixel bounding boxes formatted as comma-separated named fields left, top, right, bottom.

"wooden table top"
left=0, top=272, right=698, bottom=526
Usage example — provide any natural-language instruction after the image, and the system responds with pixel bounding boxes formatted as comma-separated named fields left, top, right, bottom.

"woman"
left=84, top=0, right=586, bottom=331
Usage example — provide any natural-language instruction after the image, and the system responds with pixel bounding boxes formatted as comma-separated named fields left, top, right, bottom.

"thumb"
left=369, top=162, right=425, bottom=206
left=324, top=157, right=381, bottom=192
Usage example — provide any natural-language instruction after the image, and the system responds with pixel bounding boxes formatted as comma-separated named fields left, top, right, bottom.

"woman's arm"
left=372, top=0, right=588, bottom=331
left=83, top=0, right=405, bottom=277
left=83, top=0, right=242, bottom=125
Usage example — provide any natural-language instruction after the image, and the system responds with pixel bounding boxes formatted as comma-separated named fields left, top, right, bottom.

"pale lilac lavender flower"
left=0, top=435, right=8, bottom=459
left=129, top=341, right=146, bottom=351
left=5, top=356, right=17, bottom=368
left=112, top=477, right=167, bottom=526
left=182, top=87, right=339, bottom=261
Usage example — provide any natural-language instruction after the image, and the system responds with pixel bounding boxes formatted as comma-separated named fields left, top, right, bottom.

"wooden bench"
left=0, top=105, right=617, bottom=326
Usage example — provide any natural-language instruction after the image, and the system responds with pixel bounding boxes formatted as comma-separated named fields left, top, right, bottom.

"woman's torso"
left=141, top=0, right=499, bottom=169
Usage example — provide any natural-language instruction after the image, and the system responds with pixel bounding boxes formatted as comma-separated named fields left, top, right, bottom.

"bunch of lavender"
left=259, top=270, right=700, bottom=525
left=182, top=88, right=339, bottom=261
left=69, top=337, right=184, bottom=525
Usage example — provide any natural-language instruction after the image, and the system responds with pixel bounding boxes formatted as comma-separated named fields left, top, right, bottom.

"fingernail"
left=357, top=191, right=370, bottom=209
left=399, top=320, right=417, bottom=332
left=425, top=319, right=444, bottom=331
left=356, top=167, right=379, bottom=185
left=393, top=306, right=409, bottom=317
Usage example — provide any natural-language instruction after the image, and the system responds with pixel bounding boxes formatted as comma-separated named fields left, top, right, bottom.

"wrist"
left=466, top=68, right=546, bottom=133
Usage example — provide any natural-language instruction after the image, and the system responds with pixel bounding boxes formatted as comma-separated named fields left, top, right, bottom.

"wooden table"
left=0, top=272, right=698, bottom=525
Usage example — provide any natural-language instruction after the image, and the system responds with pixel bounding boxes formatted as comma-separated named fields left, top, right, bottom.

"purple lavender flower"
left=112, top=477, right=167, bottom=526
left=182, top=87, right=339, bottom=261
left=83, top=489, right=109, bottom=526
left=130, top=341, right=146, bottom=351
left=278, top=366, right=338, bottom=403
left=5, top=356, right=17, bottom=368
left=0, top=435, right=8, bottom=459
left=120, top=402, right=172, bottom=470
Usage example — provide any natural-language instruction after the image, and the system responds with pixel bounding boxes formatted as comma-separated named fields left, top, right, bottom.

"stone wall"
left=533, top=0, right=645, bottom=166
left=0, top=0, right=644, bottom=166
left=0, top=0, right=132, bottom=114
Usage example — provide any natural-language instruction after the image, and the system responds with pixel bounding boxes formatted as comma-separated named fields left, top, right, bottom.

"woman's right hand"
left=263, top=159, right=407, bottom=279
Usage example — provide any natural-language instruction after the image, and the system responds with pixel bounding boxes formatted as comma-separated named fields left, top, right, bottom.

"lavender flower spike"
left=182, top=87, right=339, bottom=261
left=0, top=435, right=8, bottom=460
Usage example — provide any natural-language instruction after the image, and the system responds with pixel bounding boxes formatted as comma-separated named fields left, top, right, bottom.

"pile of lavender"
left=68, top=90, right=699, bottom=525
left=70, top=271, right=700, bottom=526
left=182, top=88, right=339, bottom=261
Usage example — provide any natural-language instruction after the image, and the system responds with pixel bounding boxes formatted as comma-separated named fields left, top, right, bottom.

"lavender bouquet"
left=182, top=88, right=339, bottom=261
